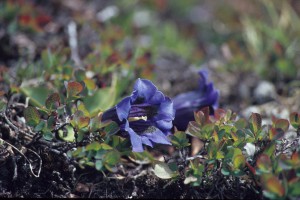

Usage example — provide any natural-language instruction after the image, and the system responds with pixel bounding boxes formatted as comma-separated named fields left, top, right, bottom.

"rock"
left=253, top=81, right=277, bottom=104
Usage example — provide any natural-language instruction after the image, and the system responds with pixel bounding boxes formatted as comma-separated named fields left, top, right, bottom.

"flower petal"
left=133, top=78, right=157, bottom=101
left=155, top=119, right=173, bottom=131
left=142, top=127, right=171, bottom=145
left=156, top=97, right=175, bottom=120
left=141, top=136, right=153, bottom=147
left=148, top=91, right=165, bottom=104
left=124, top=121, right=144, bottom=152
left=116, top=96, right=131, bottom=121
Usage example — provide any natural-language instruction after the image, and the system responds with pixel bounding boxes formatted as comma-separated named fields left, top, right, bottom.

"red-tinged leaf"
left=214, top=108, right=226, bottom=120
left=269, top=127, right=285, bottom=140
left=257, top=154, right=272, bottom=172
left=24, top=106, right=40, bottom=127
left=290, top=112, right=300, bottom=129
left=264, top=176, right=285, bottom=197
left=200, top=106, right=211, bottom=124
left=194, top=110, right=205, bottom=125
left=291, top=152, right=300, bottom=166
left=271, top=115, right=278, bottom=124
left=71, top=111, right=90, bottom=129
left=186, top=121, right=202, bottom=138
left=45, top=93, right=60, bottom=110
left=66, top=81, right=83, bottom=98
left=274, top=119, right=289, bottom=132
left=249, top=113, right=262, bottom=135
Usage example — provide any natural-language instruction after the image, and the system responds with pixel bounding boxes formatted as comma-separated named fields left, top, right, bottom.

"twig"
left=0, top=138, right=42, bottom=177
left=0, top=111, right=34, bottom=140
left=186, top=155, right=206, bottom=161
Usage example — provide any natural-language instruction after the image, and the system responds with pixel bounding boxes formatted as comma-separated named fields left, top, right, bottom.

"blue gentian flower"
left=173, top=69, right=219, bottom=131
left=102, top=78, right=175, bottom=152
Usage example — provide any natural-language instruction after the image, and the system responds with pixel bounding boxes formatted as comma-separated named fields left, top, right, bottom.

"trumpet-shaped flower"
left=173, top=69, right=219, bottom=131
left=102, top=78, right=175, bottom=152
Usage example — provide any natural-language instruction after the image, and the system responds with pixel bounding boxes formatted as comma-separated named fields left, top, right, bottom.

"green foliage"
left=171, top=131, right=190, bottom=149
left=181, top=106, right=299, bottom=199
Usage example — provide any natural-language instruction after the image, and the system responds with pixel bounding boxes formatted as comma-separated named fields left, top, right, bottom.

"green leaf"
left=84, top=75, right=118, bottom=117
left=235, top=118, right=247, bottom=129
left=47, top=116, right=56, bottom=130
left=45, top=93, right=60, bottom=110
left=95, top=160, right=103, bottom=171
left=290, top=112, right=300, bottom=129
left=104, top=121, right=120, bottom=136
left=0, top=99, right=6, bottom=112
left=58, top=125, right=75, bottom=142
left=43, top=131, right=53, bottom=141
left=289, top=180, right=300, bottom=196
left=153, top=161, right=178, bottom=179
left=66, top=81, right=83, bottom=98
left=221, top=167, right=230, bottom=176
left=83, top=88, right=116, bottom=117
left=233, top=154, right=246, bottom=169
left=21, top=86, right=51, bottom=108
left=34, top=120, right=46, bottom=132
left=171, top=131, right=190, bottom=149
left=86, top=141, right=102, bottom=151
left=103, top=150, right=121, bottom=171
left=24, top=106, right=40, bottom=127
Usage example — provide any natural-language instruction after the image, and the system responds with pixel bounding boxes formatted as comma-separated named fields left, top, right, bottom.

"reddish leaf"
left=269, top=127, right=285, bottom=140
left=257, top=154, right=272, bottom=172
left=249, top=113, right=262, bottom=135
left=274, top=119, right=289, bottom=132
left=24, top=106, right=40, bottom=127
left=291, top=152, right=300, bottom=167
left=45, top=93, right=60, bottom=110
left=194, top=110, right=205, bottom=125
left=71, top=111, right=90, bottom=129
left=264, top=176, right=285, bottom=197
left=214, top=108, right=226, bottom=120
left=66, top=81, right=83, bottom=98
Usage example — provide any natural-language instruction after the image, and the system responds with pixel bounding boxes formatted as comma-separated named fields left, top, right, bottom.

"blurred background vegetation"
left=0, top=0, right=300, bottom=112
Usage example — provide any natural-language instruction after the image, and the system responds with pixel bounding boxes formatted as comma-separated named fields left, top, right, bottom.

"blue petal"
left=156, top=97, right=175, bottom=120
left=116, top=97, right=131, bottom=121
left=124, top=121, right=144, bottom=152
left=198, top=69, right=209, bottom=91
left=155, top=119, right=173, bottom=131
left=173, top=107, right=196, bottom=131
left=133, top=78, right=157, bottom=101
left=148, top=91, right=165, bottom=104
left=141, top=136, right=153, bottom=147
left=172, top=91, right=200, bottom=110
left=142, top=127, right=171, bottom=145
